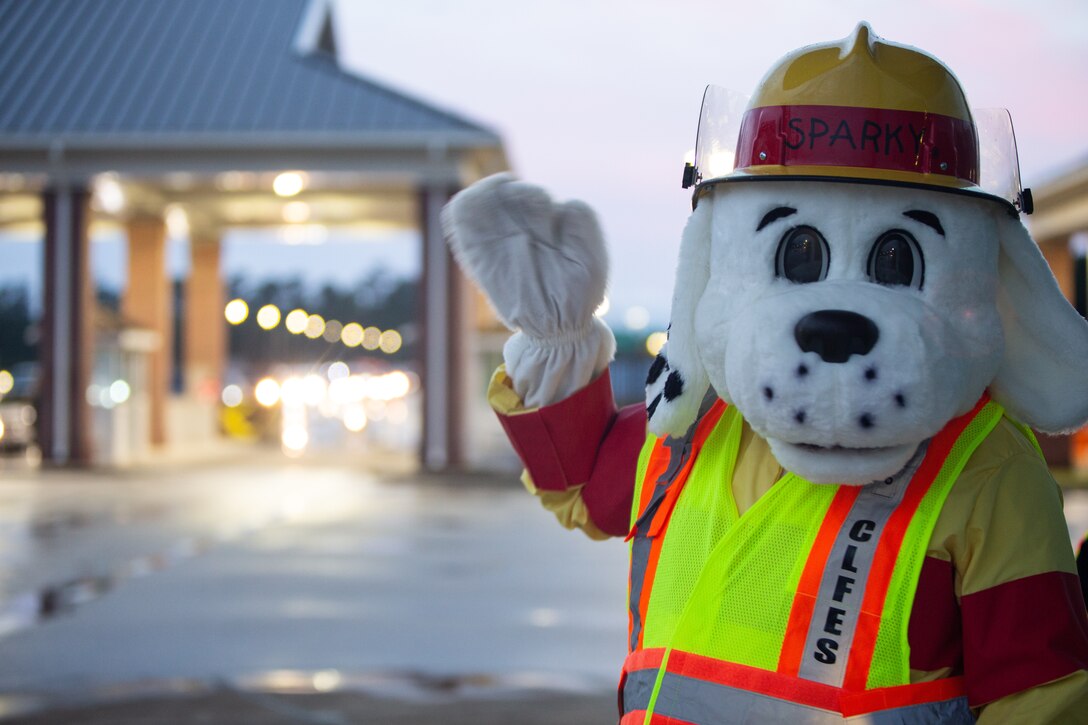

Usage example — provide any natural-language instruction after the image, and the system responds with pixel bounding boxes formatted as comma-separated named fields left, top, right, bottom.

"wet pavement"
left=0, top=449, right=627, bottom=722
left=0, top=448, right=1085, bottom=723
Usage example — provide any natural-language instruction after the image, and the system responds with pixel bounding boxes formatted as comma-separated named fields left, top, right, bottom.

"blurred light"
left=85, top=384, right=102, bottom=406
left=366, top=371, right=411, bottom=401
left=323, top=320, right=343, bottom=343
left=312, top=670, right=342, bottom=693
left=20, top=406, right=35, bottom=425
left=362, top=326, right=381, bottom=350
left=0, top=370, right=12, bottom=395
left=595, top=296, right=610, bottom=318
left=646, top=331, right=668, bottom=356
left=93, top=173, right=125, bottom=214
left=285, top=308, right=308, bottom=334
left=304, top=314, right=326, bottom=339
left=282, top=200, right=310, bottom=223
left=280, top=377, right=305, bottom=406
left=378, top=330, right=402, bottom=354
left=327, top=361, right=349, bottom=380
left=0, top=417, right=4, bottom=441
left=282, top=424, right=308, bottom=452
left=343, top=405, right=367, bottom=432
left=281, top=224, right=327, bottom=246
left=99, top=387, right=116, bottom=409
left=386, top=399, right=408, bottom=424
left=273, top=171, right=306, bottom=197
left=302, top=374, right=327, bottom=407
left=216, top=171, right=253, bottom=191
left=225, top=299, right=249, bottom=325
left=624, top=306, right=650, bottom=331
left=221, top=384, right=243, bottom=408
left=256, top=304, right=281, bottom=330
left=165, top=205, right=189, bottom=238
left=340, top=322, right=364, bottom=347
left=255, top=377, right=281, bottom=407
left=109, top=379, right=131, bottom=404
left=706, top=150, right=736, bottom=179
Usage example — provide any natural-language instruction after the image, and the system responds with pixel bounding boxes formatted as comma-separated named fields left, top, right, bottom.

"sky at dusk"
left=335, top=0, right=1088, bottom=325
left=2, top=0, right=1086, bottom=328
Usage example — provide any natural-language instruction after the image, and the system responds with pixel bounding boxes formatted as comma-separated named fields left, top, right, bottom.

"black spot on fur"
left=797, top=364, right=809, bottom=377
left=647, top=393, right=663, bottom=419
left=795, top=410, right=807, bottom=424
left=646, top=355, right=668, bottom=386
left=859, top=413, right=875, bottom=429
left=895, top=393, right=906, bottom=408
left=864, top=367, right=877, bottom=381
left=663, top=371, right=684, bottom=402
left=763, top=386, right=774, bottom=401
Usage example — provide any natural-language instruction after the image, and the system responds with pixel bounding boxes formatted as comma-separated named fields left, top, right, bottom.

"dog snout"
left=794, top=310, right=880, bottom=363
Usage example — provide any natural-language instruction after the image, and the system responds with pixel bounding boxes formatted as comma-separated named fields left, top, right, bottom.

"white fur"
left=991, top=217, right=1088, bottom=432
left=443, top=173, right=615, bottom=407
left=668, top=182, right=1026, bottom=484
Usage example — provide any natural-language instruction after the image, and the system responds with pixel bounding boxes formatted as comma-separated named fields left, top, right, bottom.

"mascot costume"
left=443, top=24, right=1088, bottom=723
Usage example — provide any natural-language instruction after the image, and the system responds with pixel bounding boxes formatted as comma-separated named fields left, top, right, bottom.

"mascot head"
left=647, top=23, right=1088, bottom=485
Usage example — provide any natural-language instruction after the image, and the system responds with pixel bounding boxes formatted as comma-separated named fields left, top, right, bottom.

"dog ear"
left=646, top=201, right=713, bottom=437
left=990, top=214, right=1088, bottom=433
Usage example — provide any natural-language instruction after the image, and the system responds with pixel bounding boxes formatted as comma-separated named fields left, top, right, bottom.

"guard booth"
left=0, top=0, right=508, bottom=470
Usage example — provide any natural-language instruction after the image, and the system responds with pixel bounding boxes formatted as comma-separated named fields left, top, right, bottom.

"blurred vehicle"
left=0, top=362, right=39, bottom=454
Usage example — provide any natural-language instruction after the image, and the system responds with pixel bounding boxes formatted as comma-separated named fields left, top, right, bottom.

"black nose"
left=794, top=310, right=879, bottom=363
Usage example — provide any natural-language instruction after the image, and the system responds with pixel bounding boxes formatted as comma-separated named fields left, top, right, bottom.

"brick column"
left=123, top=217, right=172, bottom=447
left=184, top=235, right=225, bottom=400
left=39, top=185, right=94, bottom=465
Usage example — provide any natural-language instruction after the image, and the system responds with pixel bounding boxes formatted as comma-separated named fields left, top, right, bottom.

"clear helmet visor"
left=687, top=85, right=1029, bottom=214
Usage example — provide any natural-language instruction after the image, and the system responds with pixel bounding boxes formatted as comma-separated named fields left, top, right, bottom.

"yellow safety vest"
left=621, top=394, right=1012, bottom=724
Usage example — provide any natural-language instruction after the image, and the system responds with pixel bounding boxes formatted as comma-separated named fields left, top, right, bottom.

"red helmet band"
left=734, top=105, right=979, bottom=185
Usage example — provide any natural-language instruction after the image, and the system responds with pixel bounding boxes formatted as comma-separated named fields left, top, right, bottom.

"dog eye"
left=776, top=226, right=829, bottom=284
left=868, top=230, right=924, bottom=288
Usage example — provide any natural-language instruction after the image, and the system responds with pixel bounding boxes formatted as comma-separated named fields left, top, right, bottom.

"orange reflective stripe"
left=777, top=484, right=860, bottom=676
left=664, top=648, right=966, bottom=714
left=624, top=647, right=667, bottom=673
left=839, top=676, right=967, bottom=717
left=841, top=394, right=989, bottom=690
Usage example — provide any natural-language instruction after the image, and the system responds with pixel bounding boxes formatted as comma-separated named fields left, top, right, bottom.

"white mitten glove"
left=442, top=173, right=615, bottom=408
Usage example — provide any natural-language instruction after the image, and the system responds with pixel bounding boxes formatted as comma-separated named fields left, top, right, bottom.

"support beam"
left=123, top=217, right=172, bottom=447
left=39, top=186, right=94, bottom=465
left=184, top=235, right=225, bottom=400
left=419, top=184, right=465, bottom=471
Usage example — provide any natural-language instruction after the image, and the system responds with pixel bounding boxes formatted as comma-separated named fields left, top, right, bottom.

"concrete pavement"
left=0, top=446, right=1086, bottom=723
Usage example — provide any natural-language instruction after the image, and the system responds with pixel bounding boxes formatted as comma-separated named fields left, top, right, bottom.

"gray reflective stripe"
left=629, top=433, right=691, bottom=651
left=797, top=444, right=928, bottom=687
left=644, top=671, right=973, bottom=724
left=622, top=667, right=657, bottom=713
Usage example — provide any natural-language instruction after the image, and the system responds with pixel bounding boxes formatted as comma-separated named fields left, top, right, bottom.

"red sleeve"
left=495, top=370, right=647, bottom=537
left=961, top=570, right=1088, bottom=706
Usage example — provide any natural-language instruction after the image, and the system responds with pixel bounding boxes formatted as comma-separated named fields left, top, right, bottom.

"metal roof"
left=0, top=0, right=499, bottom=143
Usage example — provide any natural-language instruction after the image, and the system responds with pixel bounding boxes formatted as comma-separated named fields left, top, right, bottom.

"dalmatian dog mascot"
left=444, top=24, right=1088, bottom=723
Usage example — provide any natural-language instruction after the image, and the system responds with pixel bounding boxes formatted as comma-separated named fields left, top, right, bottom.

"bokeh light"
left=221, top=384, right=243, bottom=407
left=224, top=299, right=249, bottom=325
left=340, top=322, right=364, bottom=347
left=645, top=331, right=668, bottom=356
left=304, top=314, right=326, bottom=339
left=256, top=304, right=282, bottom=330
left=255, top=377, right=282, bottom=407
left=362, top=326, right=381, bottom=350
left=0, top=370, right=12, bottom=395
left=323, top=320, right=343, bottom=343
left=379, top=329, right=402, bottom=354
left=285, top=308, right=308, bottom=334
left=272, top=171, right=306, bottom=197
